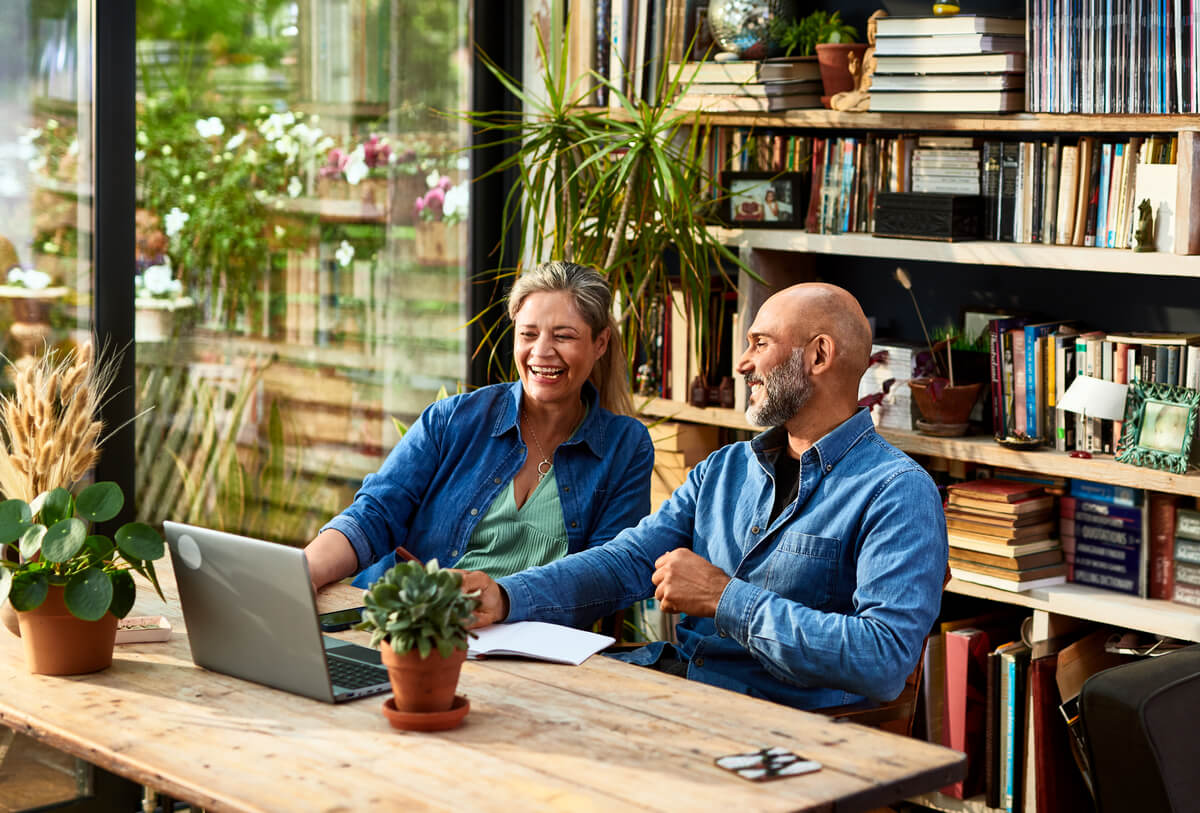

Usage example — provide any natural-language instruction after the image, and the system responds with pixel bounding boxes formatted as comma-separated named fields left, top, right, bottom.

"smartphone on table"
left=318, top=606, right=365, bottom=632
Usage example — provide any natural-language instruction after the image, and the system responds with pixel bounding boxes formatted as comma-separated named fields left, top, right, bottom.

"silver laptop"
left=164, top=522, right=390, bottom=703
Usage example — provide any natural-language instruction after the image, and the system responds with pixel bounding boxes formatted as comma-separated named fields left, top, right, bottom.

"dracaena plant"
left=358, top=559, right=479, bottom=659
left=0, top=483, right=165, bottom=621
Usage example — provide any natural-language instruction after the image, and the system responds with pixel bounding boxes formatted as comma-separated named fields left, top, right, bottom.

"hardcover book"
left=948, top=493, right=1056, bottom=515
left=947, top=478, right=1047, bottom=503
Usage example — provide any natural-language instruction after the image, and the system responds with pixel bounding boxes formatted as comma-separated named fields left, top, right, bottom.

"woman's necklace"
left=523, top=410, right=554, bottom=483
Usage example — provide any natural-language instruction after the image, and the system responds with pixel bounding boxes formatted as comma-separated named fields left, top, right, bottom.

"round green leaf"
left=64, top=568, right=113, bottom=621
left=82, top=534, right=116, bottom=563
left=40, top=518, right=88, bottom=563
left=9, top=570, right=48, bottom=611
left=0, top=499, right=32, bottom=544
left=114, top=522, right=164, bottom=562
left=76, top=481, right=124, bottom=523
left=39, top=488, right=73, bottom=528
left=18, top=524, right=47, bottom=560
left=108, top=569, right=136, bottom=619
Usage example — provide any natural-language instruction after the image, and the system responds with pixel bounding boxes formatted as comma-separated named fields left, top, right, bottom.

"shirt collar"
left=493, top=380, right=606, bottom=458
left=752, top=407, right=876, bottom=473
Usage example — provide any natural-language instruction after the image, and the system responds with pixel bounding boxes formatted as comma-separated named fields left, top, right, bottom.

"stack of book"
left=870, top=15, right=1026, bottom=113
left=669, top=57, right=823, bottom=112
left=1175, top=508, right=1200, bottom=607
left=911, top=137, right=981, bottom=195
left=1061, top=479, right=1145, bottom=595
left=946, top=479, right=1067, bottom=592
left=858, top=341, right=918, bottom=431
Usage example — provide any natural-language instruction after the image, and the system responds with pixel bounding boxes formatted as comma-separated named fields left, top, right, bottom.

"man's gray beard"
left=745, top=348, right=812, bottom=427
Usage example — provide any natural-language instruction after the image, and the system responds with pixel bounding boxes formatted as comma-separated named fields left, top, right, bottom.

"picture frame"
left=1114, top=380, right=1200, bottom=473
left=722, top=172, right=804, bottom=229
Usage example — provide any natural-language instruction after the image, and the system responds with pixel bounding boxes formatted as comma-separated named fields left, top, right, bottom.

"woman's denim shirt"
left=323, top=381, right=654, bottom=586
left=499, top=408, right=948, bottom=710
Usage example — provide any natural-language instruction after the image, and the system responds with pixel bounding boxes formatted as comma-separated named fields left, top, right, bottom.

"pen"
left=394, top=545, right=420, bottom=563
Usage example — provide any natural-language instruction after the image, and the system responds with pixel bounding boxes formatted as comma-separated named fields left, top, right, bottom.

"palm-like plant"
left=460, top=24, right=745, bottom=377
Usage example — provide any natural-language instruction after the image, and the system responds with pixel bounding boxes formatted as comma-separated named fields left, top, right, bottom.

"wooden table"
left=0, top=562, right=964, bottom=812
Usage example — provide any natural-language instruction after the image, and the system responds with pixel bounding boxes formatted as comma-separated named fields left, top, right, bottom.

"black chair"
left=1079, top=643, right=1200, bottom=813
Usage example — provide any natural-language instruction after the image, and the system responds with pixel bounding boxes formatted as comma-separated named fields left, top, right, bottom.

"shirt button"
left=450, top=549, right=459, bottom=557
left=751, top=525, right=760, bottom=534
left=825, top=464, right=832, bottom=472
left=570, top=521, right=577, bottom=528
left=718, top=631, right=726, bottom=638
left=694, top=656, right=704, bottom=667
left=493, top=477, right=501, bottom=484
left=564, top=486, right=571, bottom=492
left=470, top=508, right=478, bottom=516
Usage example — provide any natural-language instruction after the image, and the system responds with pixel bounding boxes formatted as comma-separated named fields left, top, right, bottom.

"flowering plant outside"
left=414, top=171, right=468, bottom=225
left=4, top=268, right=54, bottom=290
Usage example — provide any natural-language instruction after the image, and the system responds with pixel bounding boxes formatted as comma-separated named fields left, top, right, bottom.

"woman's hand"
left=458, top=570, right=509, bottom=628
left=304, top=529, right=358, bottom=593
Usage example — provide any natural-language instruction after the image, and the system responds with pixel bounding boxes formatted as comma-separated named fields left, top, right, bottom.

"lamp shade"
left=1058, top=375, right=1128, bottom=421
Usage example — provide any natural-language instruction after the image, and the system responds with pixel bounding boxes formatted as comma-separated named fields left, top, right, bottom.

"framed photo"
left=723, top=172, right=804, bottom=229
left=1115, top=380, right=1200, bottom=473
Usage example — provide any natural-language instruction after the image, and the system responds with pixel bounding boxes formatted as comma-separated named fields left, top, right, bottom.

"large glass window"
left=130, top=0, right=472, bottom=544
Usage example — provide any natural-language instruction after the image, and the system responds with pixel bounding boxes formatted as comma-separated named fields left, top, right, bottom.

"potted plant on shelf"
left=358, top=558, right=478, bottom=730
left=0, top=343, right=166, bottom=674
left=896, top=268, right=985, bottom=437
left=135, top=259, right=195, bottom=343
left=413, top=171, right=468, bottom=266
left=769, top=10, right=863, bottom=106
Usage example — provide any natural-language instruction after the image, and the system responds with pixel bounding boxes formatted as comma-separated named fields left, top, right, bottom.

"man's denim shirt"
left=500, top=408, right=948, bottom=710
left=322, top=381, right=654, bottom=587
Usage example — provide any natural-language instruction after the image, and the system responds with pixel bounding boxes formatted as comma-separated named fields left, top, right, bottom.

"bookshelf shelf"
left=710, top=228, right=1200, bottom=277
left=948, top=578, right=1200, bottom=642
left=637, top=397, right=1200, bottom=498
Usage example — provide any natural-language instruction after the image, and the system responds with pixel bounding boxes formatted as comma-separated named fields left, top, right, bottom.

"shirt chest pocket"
left=764, top=532, right=841, bottom=609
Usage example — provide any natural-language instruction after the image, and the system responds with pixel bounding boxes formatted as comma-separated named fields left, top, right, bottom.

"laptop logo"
left=176, top=533, right=203, bottom=569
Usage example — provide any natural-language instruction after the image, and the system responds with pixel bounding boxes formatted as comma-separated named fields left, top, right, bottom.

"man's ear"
left=811, top=334, right=836, bottom=373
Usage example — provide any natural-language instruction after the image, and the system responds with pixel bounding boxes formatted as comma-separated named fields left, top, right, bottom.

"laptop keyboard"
left=327, top=654, right=388, bottom=689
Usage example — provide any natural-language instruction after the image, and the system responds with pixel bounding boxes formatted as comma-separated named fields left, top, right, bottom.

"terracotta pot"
left=815, top=43, right=869, bottom=106
left=379, top=644, right=467, bottom=713
left=15, top=585, right=118, bottom=675
left=1, top=601, right=20, bottom=637
left=908, top=378, right=985, bottom=425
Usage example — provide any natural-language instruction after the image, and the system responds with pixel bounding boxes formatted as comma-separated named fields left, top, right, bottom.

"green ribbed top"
left=453, top=468, right=568, bottom=579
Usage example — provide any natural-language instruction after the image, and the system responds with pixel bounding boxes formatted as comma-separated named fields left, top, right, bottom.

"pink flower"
left=438, top=175, right=453, bottom=191
left=423, top=187, right=445, bottom=218
left=320, top=148, right=347, bottom=178
left=414, top=196, right=425, bottom=217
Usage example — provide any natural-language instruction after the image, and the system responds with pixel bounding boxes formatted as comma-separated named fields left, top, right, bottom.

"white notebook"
left=467, top=621, right=614, bottom=666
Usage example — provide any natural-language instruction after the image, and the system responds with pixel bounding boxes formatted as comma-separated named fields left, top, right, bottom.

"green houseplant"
left=769, top=11, right=863, bottom=105
left=358, top=559, right=479, bottom=725
left=0, top=343, right=166, bottom=674
left=461, top=26, right=743, bottom=380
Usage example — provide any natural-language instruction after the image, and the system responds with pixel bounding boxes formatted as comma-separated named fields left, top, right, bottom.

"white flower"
left=19, top=128, right=42, bottom=144
left=136, top=130, right=148, bottom=146
left=456, top=156, right=470, bottom=170
left=186, top=194, right=196, bottom=205
left=67, top=139, right=79, bottom=156
left=46, top=119, right=58, bottom=130
left=335, top=240, right=355, bottom=268
left=245, top=148, right=258, bottom=165
left=7, top=268, right=52, bottom=289
left=425, top=169, right=442, bottom=189
left=225, top=131, right=246, bottom=151
left=287, top=176, right=303, bottom=198
left=142, top=263, right=176, bottom=296
left=274, top=225, right=286, bottom=239
left=343, top=146, right=369, bottom=185
left=195, top=170, right=207, bottom=181
left=162, top=145, right=172, bottom=156
left=291, top=122, right=323, bottom=147
left=195, top=116, right=225, bottom=138
left=181, top=174, right=191, bottom=186
left=134, top=149, right=146, bottom=162
left=443, top=181, right=469, bottom=221
left=164, top=207, right=190, bottom=238
left=41, top=242, right=58, bottom=255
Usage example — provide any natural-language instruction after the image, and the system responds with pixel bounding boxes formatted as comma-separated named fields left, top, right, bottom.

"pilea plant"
left=358, top=559, right=479, bottom=659
left=0, top=482, right=165, bottom=621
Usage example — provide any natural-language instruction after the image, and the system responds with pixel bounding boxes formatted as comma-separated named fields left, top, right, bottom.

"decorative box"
left=873, top=193, right=984, bottom=241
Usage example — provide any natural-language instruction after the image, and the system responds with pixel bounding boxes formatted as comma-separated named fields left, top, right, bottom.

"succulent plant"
left=358, top=559, right=479, bottom=659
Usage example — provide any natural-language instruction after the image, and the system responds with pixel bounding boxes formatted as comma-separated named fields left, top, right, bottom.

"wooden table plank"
left=0, top=565, right=964, bottom=813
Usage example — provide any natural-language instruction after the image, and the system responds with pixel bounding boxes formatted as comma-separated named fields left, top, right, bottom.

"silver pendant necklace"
left=523, top=411, right=553, bottom=483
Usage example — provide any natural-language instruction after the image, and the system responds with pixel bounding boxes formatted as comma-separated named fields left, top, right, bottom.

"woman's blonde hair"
left=507, top=261, right=633, bottom=416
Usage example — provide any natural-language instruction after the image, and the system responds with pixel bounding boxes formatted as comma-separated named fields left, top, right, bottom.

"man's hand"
left=457, top=570, right=509, bottom=628
left=651, top=548, right=731, bottom=617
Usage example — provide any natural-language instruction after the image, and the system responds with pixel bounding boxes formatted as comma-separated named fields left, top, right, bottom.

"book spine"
left=1002, top=652, right=1016, bottom=811
left=999, top=142, right=1020, bottom=241
left=1091, top=141, right=1112, bottom=246
left=1013, top=330, right=1028, bottom=437
left=982, top=141, right=1002, bottom=240
left=1148, top=492, right=1179, bottom=599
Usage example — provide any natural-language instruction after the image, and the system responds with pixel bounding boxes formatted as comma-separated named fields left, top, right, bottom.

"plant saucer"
left=993, top=434, right=1044, bottom=450
left=381, top=695, right=469, bottom=732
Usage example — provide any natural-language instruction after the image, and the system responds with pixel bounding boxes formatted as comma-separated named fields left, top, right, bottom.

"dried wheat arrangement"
left=0, top=343, right=119, bottom=502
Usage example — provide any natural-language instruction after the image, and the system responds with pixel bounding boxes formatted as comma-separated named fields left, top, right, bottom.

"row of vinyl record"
left=1027, top=0, right=1200, bottom=113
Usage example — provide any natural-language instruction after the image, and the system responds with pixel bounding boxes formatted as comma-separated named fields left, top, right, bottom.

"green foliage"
left=769, top=11, right=859, bottom=57
left=0, top=482, right=165, bottom=621
left=458, top=24, right=745, bottom=378
left=358, top=560, right=479, bottom=659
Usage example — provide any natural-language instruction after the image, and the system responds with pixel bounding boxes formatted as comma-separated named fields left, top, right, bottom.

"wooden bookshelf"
left=710, top=228, right=1200, bottom=277
left=637, top=396, right=1200, bottom=498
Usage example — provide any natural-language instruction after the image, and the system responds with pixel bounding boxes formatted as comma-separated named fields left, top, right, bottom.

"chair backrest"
left=1079, top=643, right=1200, bottom=813
left=819, top=636, right=928, bottom=737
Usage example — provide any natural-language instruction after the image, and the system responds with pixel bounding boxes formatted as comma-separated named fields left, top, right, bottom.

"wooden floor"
left=0, top=731, right=81, bottom=812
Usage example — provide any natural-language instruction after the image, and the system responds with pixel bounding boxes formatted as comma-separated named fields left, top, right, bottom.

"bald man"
left=462, top=283, right=948, bottom=710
